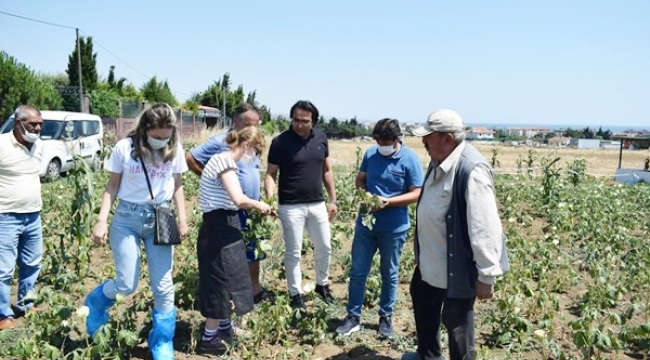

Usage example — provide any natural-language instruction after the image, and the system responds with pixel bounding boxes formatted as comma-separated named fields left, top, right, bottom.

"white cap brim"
left=411, top=126, right=433, bottom=137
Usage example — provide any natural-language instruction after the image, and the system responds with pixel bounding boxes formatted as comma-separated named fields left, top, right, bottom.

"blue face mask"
left=147, top=136, right=170, bottom=150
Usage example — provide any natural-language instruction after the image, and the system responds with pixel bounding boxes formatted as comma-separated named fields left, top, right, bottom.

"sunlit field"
left=1, top=137, right=649, bottom=359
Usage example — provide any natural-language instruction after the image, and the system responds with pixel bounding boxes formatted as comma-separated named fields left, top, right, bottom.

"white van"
left=0, top=111, right=104, bottom=181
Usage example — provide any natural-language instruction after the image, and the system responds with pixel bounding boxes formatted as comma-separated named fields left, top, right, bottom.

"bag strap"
left=139, top=156, right=155, bottom=202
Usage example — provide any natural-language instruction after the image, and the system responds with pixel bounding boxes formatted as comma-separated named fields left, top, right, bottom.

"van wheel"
left=45, top=159, right=61, bottom=182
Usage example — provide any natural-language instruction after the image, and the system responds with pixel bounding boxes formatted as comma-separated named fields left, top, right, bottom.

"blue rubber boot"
left=84, top=282, right=116, bottom=337
left=148, top=307, right=176, bottom=360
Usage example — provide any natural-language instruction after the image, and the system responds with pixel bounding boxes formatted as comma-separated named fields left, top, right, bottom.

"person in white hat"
left=402, top=109, right=509, bottom=360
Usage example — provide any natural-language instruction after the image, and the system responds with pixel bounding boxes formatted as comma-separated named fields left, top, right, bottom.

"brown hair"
left=126, top=103, right=180, bottom=163
left=224, top=125, right=266, bottom=156
left=232, top=103, right=260, bottom=121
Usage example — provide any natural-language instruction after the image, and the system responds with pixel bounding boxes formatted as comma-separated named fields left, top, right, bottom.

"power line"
left=0, top=10, right=76, bottom=30
left=0, top=10, right=192, bottom=99
left=79, top=30, right=191, bottom=97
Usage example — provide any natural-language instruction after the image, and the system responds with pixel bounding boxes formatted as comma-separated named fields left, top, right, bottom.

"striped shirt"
left=199, top=154, right=239, bottom=212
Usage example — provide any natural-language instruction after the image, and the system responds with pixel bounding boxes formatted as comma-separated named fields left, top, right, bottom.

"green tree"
left=182, top=98, right=200, bottom=113
left=89, top=88, right=121, bottom=118
left=107, top=65, right=128, bottom=93
left=603, top=129, right=612, bottom=140
left=38, top=72, right=69, bottom=87
left=105, top=65, right=139, bottom=102
left=246, top=90, right=257, bottom=106
left=38, top=72, right=79, bottom=111
left=140, top=76, right=178, bottom=106
left=66, top=36, right=98, bottom=94
left=0, top=52, right=63, bottom=120
left=259, top=104, right=273, bottom=124
left=193, top=73, right=247, bottom=117
left=562, top=127, right=582, bottom=139
left=275, top=115, right=290, bottom=133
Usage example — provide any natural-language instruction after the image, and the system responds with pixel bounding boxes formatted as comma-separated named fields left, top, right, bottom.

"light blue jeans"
left=101, top=200, right=175, bottom=313
left=0, top=212, right=42, bottom=319
left=346, top=223, right=407, bottom=318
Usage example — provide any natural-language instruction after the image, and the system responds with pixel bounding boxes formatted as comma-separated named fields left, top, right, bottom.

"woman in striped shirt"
left=196, top=125, right=272, bottom=355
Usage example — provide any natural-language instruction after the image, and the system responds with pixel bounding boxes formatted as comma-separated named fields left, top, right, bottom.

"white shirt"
left=199, top=154, right=239, bottom=212
left=106, top=138, right=187, bottom=204
left=0, top=132, right=43, bottom=213
left=417, top=142, right=509, bottom=288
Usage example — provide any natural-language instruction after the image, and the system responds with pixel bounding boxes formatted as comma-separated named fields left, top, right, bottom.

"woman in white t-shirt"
left=84, top=103, right=188, bottom=360
left=196, top=126, right=272, bottom=356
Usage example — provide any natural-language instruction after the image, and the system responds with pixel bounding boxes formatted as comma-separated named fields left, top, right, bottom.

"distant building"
left=403, top=123, right=417, bottom=134
left=547, top=136, right=571, bottom=147
left=198, top=105, right=222, bottom=129
left=600, top=140, right=621, bottom=150
left=570, top=139, right=600, bottom=149
left=466, top=127, right=495, bottom=140
left=506, top=127, right=552, bottom=138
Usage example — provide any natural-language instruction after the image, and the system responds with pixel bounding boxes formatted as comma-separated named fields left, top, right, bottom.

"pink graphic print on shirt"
left=129, top=162, right=172, bottom=179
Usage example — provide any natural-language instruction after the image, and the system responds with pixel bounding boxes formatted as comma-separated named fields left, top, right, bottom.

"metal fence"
left=102, top=103, right=232, bottom=141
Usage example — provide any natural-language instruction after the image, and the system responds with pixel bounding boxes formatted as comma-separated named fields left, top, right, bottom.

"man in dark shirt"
left=264, top=100, right=337, bottom=309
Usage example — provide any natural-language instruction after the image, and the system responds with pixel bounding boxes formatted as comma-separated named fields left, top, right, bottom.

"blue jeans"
left=346, top=224, right=407, bottom=318
left=0, top=212, right=42, bottom=319
left=101, top=200, right=175, bottom=313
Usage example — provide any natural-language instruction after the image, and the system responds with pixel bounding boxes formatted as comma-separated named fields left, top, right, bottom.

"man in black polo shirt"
left=265, top=100, right=337, bottom=309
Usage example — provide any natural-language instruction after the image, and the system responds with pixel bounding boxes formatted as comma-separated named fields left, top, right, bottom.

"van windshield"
left=40, top=120, right=65, bottom=139
left=0, top=117, right=65, bottom=139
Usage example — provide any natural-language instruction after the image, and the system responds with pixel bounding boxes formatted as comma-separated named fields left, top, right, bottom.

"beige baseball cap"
left=411, top=109, right=465, bottom=136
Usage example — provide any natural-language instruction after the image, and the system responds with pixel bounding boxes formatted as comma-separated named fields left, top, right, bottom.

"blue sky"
left=1, top=1, right=649, bottom=128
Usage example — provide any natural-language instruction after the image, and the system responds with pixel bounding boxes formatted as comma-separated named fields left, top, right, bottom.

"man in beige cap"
left=402, top=109, right=509, bottom=360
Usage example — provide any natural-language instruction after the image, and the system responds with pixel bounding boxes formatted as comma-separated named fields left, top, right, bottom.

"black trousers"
left=410, top=266, right=476, bottom=360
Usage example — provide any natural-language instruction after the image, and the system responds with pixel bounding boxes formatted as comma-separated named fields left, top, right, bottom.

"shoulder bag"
left=139, top=157, right=181, bottom=246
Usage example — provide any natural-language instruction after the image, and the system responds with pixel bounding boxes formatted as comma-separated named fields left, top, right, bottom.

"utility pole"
left=222, top=80, right=226, bottom=121
left=76, top=28, right=84, bottom=112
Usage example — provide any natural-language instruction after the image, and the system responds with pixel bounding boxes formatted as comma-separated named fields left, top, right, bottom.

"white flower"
left=76, top=306, right=90, bottom=318
left=303, top=282, right=316, bottom=293
left=552, top=239, right=560, bottom=246
left=24, top=290, right=37, bottom=301
left=259, top=241, right=272, bottom=252
left=513, top=307, right=521, bottom=314
left=115, top=293, right=125, bottom=303
left=534, top=329, right=546, bottom=338
left=508, top=217, right=516, bottom=223
left=61, top=320, right=69, bottom=327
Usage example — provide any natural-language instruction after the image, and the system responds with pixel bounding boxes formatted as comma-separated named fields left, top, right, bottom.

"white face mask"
left=239, top=148, right=256, bottom=165
left=147, top=136, right=170, bottom=150
left=377, top=144, right=395, bottom=156
left=20, top=121, right=40, bottom=143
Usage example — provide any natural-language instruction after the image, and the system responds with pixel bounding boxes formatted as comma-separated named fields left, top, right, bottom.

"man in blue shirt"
left=186, top=103, right=274, bottom=304
left=335, top=118, right=424, bottom=338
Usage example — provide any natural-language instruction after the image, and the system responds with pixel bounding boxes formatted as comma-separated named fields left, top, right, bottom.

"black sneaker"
left=315, top=284, right=336, bottom=304
left=290, top=293, right=306, bottom=309
left=198, top=328, right=233, bottom=355
left=378, top=315, right=394, bottom=338
left=254, top=287, right=275, bottom=304
left=335, top=314, right=361, bottom=335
